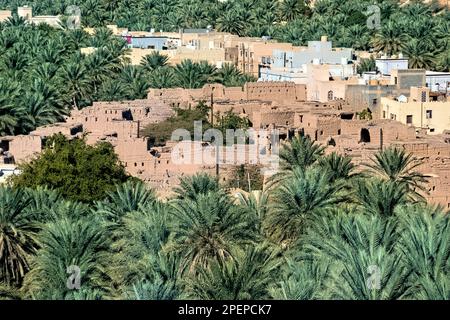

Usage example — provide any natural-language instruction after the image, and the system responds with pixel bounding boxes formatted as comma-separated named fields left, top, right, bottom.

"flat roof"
left=125, top=35, right=169, bottom=39
left=426, top=71, right=450, bottom=76
left=376, top=58, right=408, bottom=61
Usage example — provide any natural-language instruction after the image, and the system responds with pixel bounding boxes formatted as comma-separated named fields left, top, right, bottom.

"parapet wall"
left=9, top=135, right=42, bottom=163
left=148, top=82, right=307, bottom=105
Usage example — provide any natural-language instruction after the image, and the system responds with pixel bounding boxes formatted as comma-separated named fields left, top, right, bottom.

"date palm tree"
left=173, top=173, right=220, bottom=201
left=403, top=39, right=436, bottom=70
left=169, top=190, right=256, bottom=274
left=23, top=187, right=63, bottom=222
left=396, top=205, right=450, bottom=299
left=105, top=201, right=174, bottom=296
left=0, top=187, right=37, bottom=286
left=365, top=146, right=428, bottom=201
left=185, top=245, right=281, bottom=299
left=433, top=20, right=450, bottom=51
left=16, top=91, right=64, bottom=133
left=131, top=275, right=180, bottom=300
left=279, top=0, right=309, bottom=22
left=269, top=258, right=332, bottom=300
left=117, top=65, right=149, bottom=99
left=354, top=179, right=408, bottom=217
left=234, top=190, right=269, bottom=237
left=218, top=63, right=245, bottom=87
left=96, top=80, right=127, bottom=101
left=140, top=52, right=170, bottom=72
left=5, top=15, right=26, bottom=27
left=217, top=10, right=246, bottom=36
left=148, top=66, right=176, bottom=89
left=0, top=283, right=22, bottom=300
left=317, top=152, right=358, bottom=183
left=371, top=21, right=409, bottom=56
left=357, top=57, right=377, bottom=75
left=173, top=59, right=205, bottom=89
left=344, top=25, right=370, bottom=51
left=436, top=50, right=450, bottom=72
left=58, top=58, right=91, bottom=110
left=23, top=217, right=108, bottom=299
left=279, top=135, right=325, bottom=172
left=96, top=180, right=156, bottom=223
left=304, top=212, right=409, bottom=299
left=266, top=168, right=348, bottom=244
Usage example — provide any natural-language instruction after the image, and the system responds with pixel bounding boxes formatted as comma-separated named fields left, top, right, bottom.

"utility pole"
left=421, top=102, right=423, bottom=129
left=210, top=92, right=214, bottom=125
left=380, top=128, right=383, bottom=151
left=215, top=143, right=219, bottom=177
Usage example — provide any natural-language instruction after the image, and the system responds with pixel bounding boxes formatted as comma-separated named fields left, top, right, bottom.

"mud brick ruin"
left=2, top=81, right=450, bottom=205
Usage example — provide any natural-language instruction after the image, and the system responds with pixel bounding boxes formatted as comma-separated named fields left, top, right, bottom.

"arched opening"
left=328, top=138, right=336, bottom=146
left=360, top=128, right=371, bottom=143
left=288, top=129, right=295, bottom=140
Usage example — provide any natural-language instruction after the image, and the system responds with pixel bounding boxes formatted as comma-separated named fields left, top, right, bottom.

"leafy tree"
left=141, top=102, right=211, bottom=146
left=226, top=164, right=264, bottom=192
left=10, top=134, right=132, bottom=203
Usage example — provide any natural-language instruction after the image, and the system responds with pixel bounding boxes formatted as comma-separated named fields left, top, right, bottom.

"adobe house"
left=3, top=81, right=450, bottom=205
left=345, top=69, right=426, bottom=117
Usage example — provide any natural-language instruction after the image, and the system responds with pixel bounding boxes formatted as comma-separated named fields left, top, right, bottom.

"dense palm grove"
left=0, top=135, right=449, bottom=300
left=0, top=0, right=449, bottom=71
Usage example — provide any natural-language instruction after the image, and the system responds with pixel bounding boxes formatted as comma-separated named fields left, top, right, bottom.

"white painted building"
left=376, top=57, right=409, bottom=76
left=259, top=63, right=354, bottom=84
left=0, top=165, right=19, bottom=184
left=426, top=71, right=450, bottom=93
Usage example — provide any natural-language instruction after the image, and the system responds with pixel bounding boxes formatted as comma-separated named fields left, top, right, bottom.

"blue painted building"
left=125, top=36, right=169, bottom=50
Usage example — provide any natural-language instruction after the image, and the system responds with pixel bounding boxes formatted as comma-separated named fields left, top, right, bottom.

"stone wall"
left=9, top=135, right=42, bottom=163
